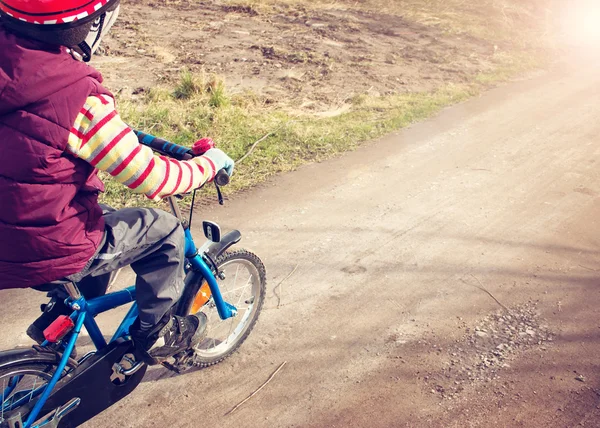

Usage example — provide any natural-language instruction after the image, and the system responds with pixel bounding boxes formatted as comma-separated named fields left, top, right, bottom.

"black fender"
left=205, top=229, right=241, bottom=261
left=0, top=346, right=78, bottom=372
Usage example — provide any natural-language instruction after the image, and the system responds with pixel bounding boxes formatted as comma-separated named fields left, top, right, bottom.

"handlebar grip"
left=215, top=169, right=230, bottom=186
left=134, top=130, right=193, bottom=161
left=135, top=130, right=229, bottom=186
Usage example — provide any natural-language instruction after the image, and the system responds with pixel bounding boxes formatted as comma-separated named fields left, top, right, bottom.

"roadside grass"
left=100, top=0, right=553, bottom=208
left=475, top=51, right=547, bottom=83
left=103, top=50, right=535, bottom=208
left=106, top=83, right=472, bottom=206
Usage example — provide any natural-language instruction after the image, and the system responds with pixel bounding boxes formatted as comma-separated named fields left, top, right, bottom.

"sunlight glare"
left=558, top=0, right=600, bottom=46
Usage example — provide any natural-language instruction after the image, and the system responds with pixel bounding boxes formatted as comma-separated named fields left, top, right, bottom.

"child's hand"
left=202, top=148, right=235, bottom=177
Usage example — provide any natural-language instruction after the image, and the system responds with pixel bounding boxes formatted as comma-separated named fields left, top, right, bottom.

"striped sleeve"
left=67, top=95, right=216, bottom=200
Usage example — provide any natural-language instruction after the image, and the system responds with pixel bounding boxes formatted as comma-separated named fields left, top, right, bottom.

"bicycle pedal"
left=161, top=361, right=182, bottom=374
left=1, top=413, right=23, bottom=428
left=42, top=398, right=81, bottom=428
left=162, top=350, right=196, bottom=374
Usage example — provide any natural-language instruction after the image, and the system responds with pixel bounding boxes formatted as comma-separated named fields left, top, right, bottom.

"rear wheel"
left=0, top=360, right=72, bottom=426
left=179, top=249, right=266, bottom=367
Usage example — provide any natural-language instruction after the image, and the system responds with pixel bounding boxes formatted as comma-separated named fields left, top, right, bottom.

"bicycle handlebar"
left=134, top=130, right=194, bottom=160
left=213, top=169, right=230, bottom=186
left=134, top=130, right=230, bottom=186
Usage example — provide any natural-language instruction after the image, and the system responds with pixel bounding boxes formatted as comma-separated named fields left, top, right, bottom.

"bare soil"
left=96, top=1, right=499, bottom=112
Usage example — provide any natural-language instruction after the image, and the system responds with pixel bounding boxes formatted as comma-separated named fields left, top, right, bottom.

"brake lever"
left=215, top=182, right=224, bottom=205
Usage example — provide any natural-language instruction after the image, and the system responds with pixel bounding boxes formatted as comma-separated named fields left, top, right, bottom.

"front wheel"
left=179, top=249, right=266, bottom=367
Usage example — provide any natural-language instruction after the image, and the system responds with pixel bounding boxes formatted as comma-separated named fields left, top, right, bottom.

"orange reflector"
left=191, top=281, right=212, bottom=313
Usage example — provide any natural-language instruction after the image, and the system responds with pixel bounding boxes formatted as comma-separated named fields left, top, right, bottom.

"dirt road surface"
left=3, top=57, right=600, bottom=427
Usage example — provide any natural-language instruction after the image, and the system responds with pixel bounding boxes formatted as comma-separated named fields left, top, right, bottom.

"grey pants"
left=68, top=206, right=185, bottom=329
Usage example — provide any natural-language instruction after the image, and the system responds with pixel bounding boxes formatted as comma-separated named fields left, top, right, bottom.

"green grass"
left=104, top=76, right=478, bottom=207
left=476, top=51, right=547, bottom=83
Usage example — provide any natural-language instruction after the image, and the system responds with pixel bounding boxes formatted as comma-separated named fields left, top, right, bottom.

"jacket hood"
left=0, top=27, right=103, bottom=116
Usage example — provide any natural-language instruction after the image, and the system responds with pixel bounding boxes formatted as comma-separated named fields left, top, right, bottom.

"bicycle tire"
left=0, top=359, right=74, bottom=426
left=177, top=249, right=266, bottom=367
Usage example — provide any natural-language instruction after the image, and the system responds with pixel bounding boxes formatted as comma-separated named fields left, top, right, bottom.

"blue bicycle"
left=0, top=134, right=267, bottom=428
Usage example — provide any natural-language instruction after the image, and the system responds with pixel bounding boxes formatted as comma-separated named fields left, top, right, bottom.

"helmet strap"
left=77, top=12, right=106, bottom=62
left=77, top=41, right=92, bottom=62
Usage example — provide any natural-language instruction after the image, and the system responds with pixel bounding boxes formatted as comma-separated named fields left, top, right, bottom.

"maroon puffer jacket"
left=0, top=27, right=110, bottom=289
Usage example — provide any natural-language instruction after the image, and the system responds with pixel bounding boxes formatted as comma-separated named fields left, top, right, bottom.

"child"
left=0, top=0, right=235, bottom=364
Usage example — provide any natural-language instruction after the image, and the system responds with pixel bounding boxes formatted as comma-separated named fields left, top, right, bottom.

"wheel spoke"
left=0, top=368, right=55, bottom=424
left=221, top=280, right=252, bottom=296
left=235, top=276, right=253, bottom=307
left=28, top=377, right=38, bottom=404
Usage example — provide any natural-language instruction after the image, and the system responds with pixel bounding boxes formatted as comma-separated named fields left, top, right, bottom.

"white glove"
left=203, top=148, right=235, bottom=177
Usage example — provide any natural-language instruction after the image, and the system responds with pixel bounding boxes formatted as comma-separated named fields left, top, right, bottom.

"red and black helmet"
left=0, top=0, right=120, bottom=61
left=0, top=0, right=113, bottom=25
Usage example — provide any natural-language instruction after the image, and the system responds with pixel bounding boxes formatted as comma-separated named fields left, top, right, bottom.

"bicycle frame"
left=16, top=195, right=237, bottom=428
